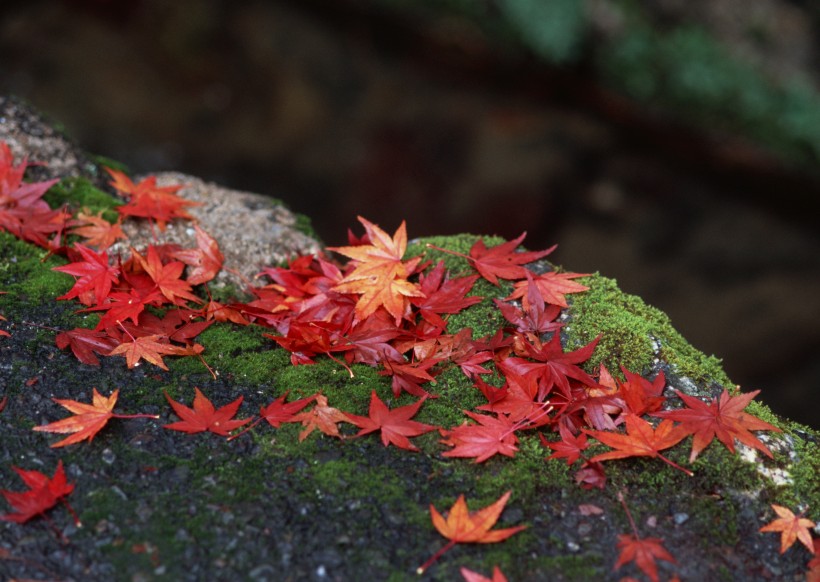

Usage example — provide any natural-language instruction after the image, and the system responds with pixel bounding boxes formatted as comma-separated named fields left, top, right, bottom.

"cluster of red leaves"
left=0, top=151, right=807, bottom=578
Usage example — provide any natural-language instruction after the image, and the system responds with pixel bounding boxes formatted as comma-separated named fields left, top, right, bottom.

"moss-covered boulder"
left=1, top=100, right=818, bottom=582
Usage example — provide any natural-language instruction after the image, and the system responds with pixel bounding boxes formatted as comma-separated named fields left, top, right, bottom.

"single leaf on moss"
left=289, top=394, right=353, bottom=441
left=33, top=388, right=158, bottom=447
left=758, top=504, right=816, bottom=555
left=164, top=387, right=250, bottom=436
left=346, top=391, right=437, bottom=451
left=418, top=491, right=526, bottom=574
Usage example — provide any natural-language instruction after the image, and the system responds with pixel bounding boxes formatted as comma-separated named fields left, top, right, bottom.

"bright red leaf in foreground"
left=164, top=387, right=250, bottom=436
left=346, top=391, right=436, bottom=451
left=418, top=491, right=526, bottom=574
left=0, top=460, right=76, bottom=525
left=654, top=388, right=781, bottom=462
left=758, top=504, right=816, bottom=555
left=33, top=388, right=158, bottom=448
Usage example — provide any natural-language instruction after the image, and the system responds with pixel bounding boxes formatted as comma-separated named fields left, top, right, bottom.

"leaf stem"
left=657, top=453, right=694, bottom=477
left=416, top=539, right=456, bottom=575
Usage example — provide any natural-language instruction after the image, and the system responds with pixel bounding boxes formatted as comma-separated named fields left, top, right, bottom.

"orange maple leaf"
left=654, top=388, right=781, bottom=462
left=107, top=168, right=200, bottom=231
left=164, top=387, right=250, bottom=436
left=289, top=394, right=353, bottom=441
left=32, top=388, right=158, bottom=447
left=585, top=414, right=693, bottom=476
left=418, top=491, right=526, bottom=574
left=329, top=216, right=423, bottom=324
left=759, top=504, right=816, bottom=555
left=69, top=209, right=126, bottom=250
left=107, top=333, right=203, bottom=370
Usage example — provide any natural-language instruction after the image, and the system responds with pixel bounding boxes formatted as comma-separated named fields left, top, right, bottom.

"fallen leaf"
left=439, top=410, right=520, bottom=463
left=0, top=460, right=75, bottom=525
left=346, top=391, right=436, bottom=451
left=289, top=394, right=352, bottom=441
left=584, top=414, right=692, bottom=476
left=33, top=388, right=157, bottom=448
left=654, top=388, right=781, bottom=462
left=164, top=387, right=250, bottom=436
left=758, top=504, right=816, bottom=554
left=615, top=533, right=677, bottom=582
left=418, top=491, right=526, bottom=573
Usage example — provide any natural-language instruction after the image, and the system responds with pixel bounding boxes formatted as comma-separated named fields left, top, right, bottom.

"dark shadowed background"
left=2, top=0, right=819, bottom=428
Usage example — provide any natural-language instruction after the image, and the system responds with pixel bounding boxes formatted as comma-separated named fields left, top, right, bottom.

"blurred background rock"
left=1, top=0, right=819, bottom=428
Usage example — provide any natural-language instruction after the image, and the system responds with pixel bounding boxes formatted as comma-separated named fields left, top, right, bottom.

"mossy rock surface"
left=1, top=176, right=819, bottom=580
left=1, top=228, right=818, bottom=581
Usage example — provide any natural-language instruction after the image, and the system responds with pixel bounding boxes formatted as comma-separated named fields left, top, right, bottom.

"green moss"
left=406, top=234, right=506, bottom=277
left=566, top=274, right=731, bottom=385
left=43, top=177, right=121, bottom=222
left=0, top=232, right=73, bottom=307
left=530, top=553, right=605, bottom=580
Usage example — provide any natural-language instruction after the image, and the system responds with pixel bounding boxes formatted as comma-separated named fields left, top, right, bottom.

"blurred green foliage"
left=377, top=0, right=820, bottom=168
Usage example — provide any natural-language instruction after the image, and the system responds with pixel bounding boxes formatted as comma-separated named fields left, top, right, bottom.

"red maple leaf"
left=107, top=333, right=203, bottom=370
left=540, top=421, right=590, bottom=466
left=228, top=391, right=318, bottom=441
left=107, top=168, right=199, bottom=231
left=418, top=490, right=526, bottom=574
left=170, top=224, right=224, bottom=285
left=758, top=504, right=816, bottom=554
left=68, top=209, right=126, bottom=250
left=53, top=243, right=120, bottom=306
left=506, top=270, right=590, bottom=308
left=134, top=245, right=201, bottom=306
left=428, top=232, right=554, bottom=286
left=55, top=327, right=120, bottom=366
left=0, top=460, right=76, bottom=525
left=614, top=491, right=678, bottom=582
left=499, top=333, right=600, bottom=401
left=411, top=261, right=482, bottom=329
left=164, top=387, right=250, bottom=436
left=615, top=534, right=677, bottom=582
left=584, top=414, right=693, bottom=476
left=32, top=388, right=158, bottom=447
left=346, top=391, right=437, bottom=451
left=439, top=410, right=520, bottom=463
left=494, top=272, right=562, bottom=337
left=289, top=394, right=353, bottom=441
left=653, top=388, right=781, bottom=462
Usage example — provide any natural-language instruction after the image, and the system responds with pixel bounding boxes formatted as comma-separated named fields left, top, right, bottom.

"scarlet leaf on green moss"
left=346, top=391, right=437, bottom=451
left=164, top=388, right=250, bottom=436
